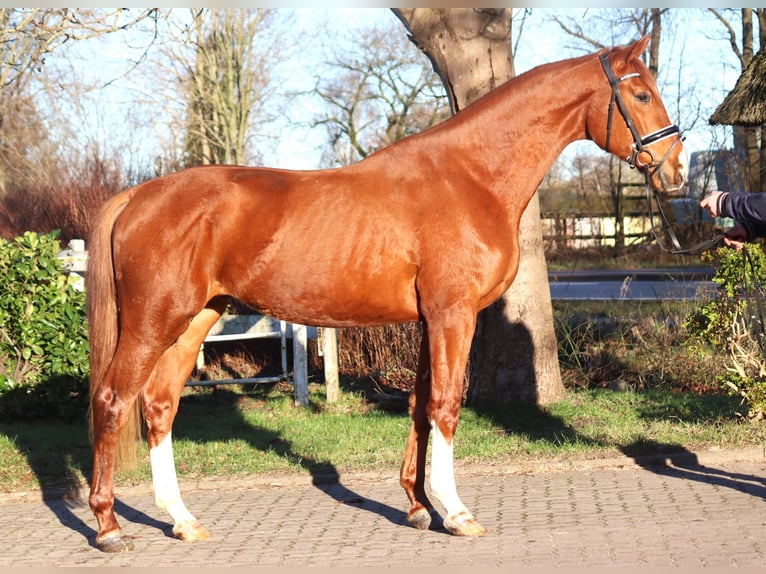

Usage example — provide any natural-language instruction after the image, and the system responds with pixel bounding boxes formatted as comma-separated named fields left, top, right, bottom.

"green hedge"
left=685, top=243, right=766, bottom=419
left=0, top=231, right=89, bottom=420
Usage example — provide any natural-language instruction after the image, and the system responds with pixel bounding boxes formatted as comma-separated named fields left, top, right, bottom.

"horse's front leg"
left=425, top=305, right=487, bottom=537
left=143, top=307, right=222, bottom=542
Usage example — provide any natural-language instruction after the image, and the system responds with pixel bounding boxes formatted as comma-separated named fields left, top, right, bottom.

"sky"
left=42, top=7, right=752, bottom=182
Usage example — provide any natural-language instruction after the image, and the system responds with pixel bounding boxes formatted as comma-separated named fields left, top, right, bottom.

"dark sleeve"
left=718, top=192, right=766, bottom=240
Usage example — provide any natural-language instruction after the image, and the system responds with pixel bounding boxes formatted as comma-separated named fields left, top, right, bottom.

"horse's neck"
left=442, top=56, right=598, bottom=208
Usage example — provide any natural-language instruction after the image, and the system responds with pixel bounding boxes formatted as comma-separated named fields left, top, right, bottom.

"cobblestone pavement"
left=2, top=449, right=765, bottom=567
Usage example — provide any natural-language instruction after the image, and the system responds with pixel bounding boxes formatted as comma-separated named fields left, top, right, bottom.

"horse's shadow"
left=41, top=492, right=171, bottom=550
left=5, top=384, right=426, bottom=550
left=6, top=307, right=766, bottom=549
left=171, top=387, right=418, bottom=532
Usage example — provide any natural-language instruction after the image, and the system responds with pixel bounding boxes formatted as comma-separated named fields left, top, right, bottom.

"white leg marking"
left=150, top=432, right=197, bottom=526
left=429, top=421, right=471, bottom=519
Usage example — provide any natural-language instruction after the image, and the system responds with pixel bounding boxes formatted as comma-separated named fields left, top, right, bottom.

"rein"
left=599, top=52, right=723, bottom=256
left=643, top=184, right=726, bottom=255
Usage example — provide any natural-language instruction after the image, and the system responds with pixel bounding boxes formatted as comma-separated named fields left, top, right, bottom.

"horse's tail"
left=87, top=188, right=142, bottom=471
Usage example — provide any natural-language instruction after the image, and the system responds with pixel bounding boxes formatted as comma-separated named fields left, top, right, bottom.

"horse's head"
left=589, top=36, right=686, bottom=194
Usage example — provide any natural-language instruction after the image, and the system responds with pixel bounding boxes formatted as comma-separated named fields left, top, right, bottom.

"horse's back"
left=109, top=165, right=424, bottom=326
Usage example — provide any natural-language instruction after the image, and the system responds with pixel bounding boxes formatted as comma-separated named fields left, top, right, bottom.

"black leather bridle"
left=599, top=52, right=683, bottom=188
left=599, top=52, right=722, bottom=255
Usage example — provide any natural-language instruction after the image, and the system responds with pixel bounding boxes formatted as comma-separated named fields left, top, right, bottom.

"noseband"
left=600, top=52, right=722, bottom=255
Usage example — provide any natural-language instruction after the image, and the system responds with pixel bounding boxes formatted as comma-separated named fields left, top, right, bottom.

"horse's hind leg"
left=400, top=329, right=435, bottom=530
left=90, top=338, right=164, bottom=552
left=142, top=304, right=224, bottom=542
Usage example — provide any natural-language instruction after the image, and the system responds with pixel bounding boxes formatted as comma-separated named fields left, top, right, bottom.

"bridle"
left=599, top=52, right=723, bottom=255
left=599, top=52, right=682, bottom=185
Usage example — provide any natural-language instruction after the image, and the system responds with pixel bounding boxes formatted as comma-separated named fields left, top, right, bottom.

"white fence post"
left=292, top=323, right=309, bottom=406
left=56, top=239, right=88, bottom=292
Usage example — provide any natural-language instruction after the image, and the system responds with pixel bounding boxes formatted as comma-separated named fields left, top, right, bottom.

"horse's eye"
left=636, top=92, right=651, bottom=104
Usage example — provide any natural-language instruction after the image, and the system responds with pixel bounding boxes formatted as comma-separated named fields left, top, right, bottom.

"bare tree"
left=312, top=21, right=449, bottom=167
left=0, top=91, right=55, bottom=196
left=0, top=9, right=158, bottom=194
left=0, top=8, right=159, bottom=243
left=0, top=9, right=158, bottom=90
left=393, top=8, right=565, bottom=406
left=156, top=9, right=291, bottom=168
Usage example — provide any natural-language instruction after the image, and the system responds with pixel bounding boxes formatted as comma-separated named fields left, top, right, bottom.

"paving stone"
left=1, top=452, right=765, bottom=566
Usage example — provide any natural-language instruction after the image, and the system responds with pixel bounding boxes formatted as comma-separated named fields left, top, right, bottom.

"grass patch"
left=2, top=293, right=762, bottom=494
left=1, top=383, right=763, bottom=494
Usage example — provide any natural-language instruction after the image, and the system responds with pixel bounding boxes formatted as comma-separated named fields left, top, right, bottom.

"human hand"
left=723, top=224, right=747, bottom=250
left=700, top=191, right=726, bottom=218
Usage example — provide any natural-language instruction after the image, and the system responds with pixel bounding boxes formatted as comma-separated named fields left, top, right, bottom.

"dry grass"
left=554, top=300, right=725, bottom=394
left=336, top=323, right=421, bottom=392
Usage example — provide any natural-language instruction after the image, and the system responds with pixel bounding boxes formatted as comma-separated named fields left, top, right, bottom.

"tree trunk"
left=761, top=9, right=766, bottom=194
left=648, top=9, right=662, bottom=78
left=740, top=9, right=761, bottom=195
left=392, top=8, right=565, bottom=406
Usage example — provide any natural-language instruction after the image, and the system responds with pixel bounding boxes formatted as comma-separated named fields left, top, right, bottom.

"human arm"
left=700, top=190, right=766, bottom=242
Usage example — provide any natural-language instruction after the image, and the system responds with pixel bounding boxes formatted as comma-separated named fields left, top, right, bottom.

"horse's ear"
left=626, top=35, right=651, bottom=62
left=612, top=35, right=650, bottom=74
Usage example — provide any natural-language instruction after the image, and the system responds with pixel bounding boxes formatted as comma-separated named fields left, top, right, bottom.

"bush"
left=337, top=323, right=420, bottom=391
left=0, top=231, right=89, bottom=420
left=685, top=243, right=766, bottom=419
left=553, top=302, right=721, bottom=394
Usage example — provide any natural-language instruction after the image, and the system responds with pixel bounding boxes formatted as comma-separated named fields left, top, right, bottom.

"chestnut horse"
left=87, top=36, right=686, bottom=552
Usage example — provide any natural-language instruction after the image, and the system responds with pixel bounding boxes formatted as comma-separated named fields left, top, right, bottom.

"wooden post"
left=321, top=328, right=340, bottom=403
left=292, top=323, right=309, bottom=406
left=279, top=320, right=288, bottom=380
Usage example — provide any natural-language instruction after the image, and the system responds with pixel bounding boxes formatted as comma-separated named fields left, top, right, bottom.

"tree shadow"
left=465, top=296, right=766, bottom=500
left=620, top=439, right=766, bottom=500
left=467, top=298, right=600, bottom=447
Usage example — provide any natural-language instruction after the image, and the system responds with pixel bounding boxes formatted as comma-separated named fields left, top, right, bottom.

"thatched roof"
left=709, top=47, right=766, bottom=127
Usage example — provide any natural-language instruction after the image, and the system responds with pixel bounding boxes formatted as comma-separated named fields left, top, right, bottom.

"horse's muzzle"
left=645, top=135, right=687, bottom=195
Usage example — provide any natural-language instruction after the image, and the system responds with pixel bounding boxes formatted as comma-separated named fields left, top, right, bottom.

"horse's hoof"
left=172, top=519, right=211, bottom=541
left=407, top=507, right=432, bottom=531
left=97, top=532, right=135, bottom=553
left=444, top=512, right=487, bottom=537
